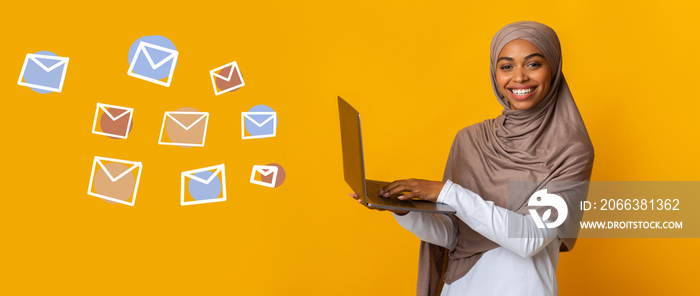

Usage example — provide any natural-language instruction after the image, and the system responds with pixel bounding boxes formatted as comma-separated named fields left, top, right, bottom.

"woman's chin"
left=513, top=102, right=533, bottom=110
left=507, top=96, right=544, bottom=110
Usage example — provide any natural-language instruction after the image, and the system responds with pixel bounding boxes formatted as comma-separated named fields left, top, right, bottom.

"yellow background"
left=2, top=0, right=699, bottom=295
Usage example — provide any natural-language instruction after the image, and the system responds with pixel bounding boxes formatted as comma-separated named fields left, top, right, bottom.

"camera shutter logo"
left=528, top=189, right=568, bottom=229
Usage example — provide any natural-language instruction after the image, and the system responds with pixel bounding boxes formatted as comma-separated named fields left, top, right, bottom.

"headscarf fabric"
left=416, top=21, right=594, bottom=295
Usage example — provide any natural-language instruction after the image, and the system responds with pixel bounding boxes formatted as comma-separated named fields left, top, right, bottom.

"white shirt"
left=393, top=180, right=561, bottom=296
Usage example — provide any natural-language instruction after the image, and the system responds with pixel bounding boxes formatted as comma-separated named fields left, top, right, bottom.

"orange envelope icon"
left=158, top=108, right=209, bottom=147
left=87, top=156, right=142, bottom=206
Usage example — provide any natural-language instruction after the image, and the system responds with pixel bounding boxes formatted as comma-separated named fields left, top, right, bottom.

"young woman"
left=353, top=21, right=594, bottom=295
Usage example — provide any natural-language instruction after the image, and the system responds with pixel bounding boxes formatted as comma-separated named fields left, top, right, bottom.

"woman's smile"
left=507, top=85, right=538, bottom=100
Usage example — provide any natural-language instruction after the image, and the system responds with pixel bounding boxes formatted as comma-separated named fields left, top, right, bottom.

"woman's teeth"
left=510, top=88, right=534, bottom=95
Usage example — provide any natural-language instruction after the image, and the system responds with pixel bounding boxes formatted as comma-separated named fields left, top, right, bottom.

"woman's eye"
left=527, top=62, right=541, bottom=68
left=500, top=65, right=512, bottom=70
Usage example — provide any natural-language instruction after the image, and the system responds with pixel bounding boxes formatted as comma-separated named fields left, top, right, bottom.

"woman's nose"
left=512, top=67, right=528, bottom=83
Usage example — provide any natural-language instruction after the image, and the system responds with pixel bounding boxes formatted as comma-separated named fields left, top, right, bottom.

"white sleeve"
left=392, top=211, right=457, bottom=250
left=437, top=180, right=558, bottom=258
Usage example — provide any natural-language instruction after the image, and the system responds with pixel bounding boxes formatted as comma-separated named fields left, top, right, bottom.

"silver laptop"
left=338, top=96, right=456, bottom=214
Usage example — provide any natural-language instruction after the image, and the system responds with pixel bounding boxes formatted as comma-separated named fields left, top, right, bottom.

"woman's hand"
left=379, top=178, right=446, bottom=203
left=349, top=193, right=409, bottom=216
left=347, top=178, right=444, bottom=215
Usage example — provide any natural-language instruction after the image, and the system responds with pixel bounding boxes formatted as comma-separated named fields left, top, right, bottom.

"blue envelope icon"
left=242, top=105, right=277, bottom=139
left=181, top=164, right=227, bottom=206
left=18, top=51, right=69, bottom=93
left=127, top=36, right=178, bottom=87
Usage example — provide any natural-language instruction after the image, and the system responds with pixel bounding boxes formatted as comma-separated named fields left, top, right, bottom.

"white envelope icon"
left=18, top=53, right=69, bottom=92
left=158, top=111, right=209, bottom=147
left=181, top=164, right=227, bottom=206
left=250, top=165, right=278, bottom=188
left=210, top=61, right=245, bottom=95
left=91, top=102, right=134, bottom=139
left=87, top=156, right=143, bottom=206
left=241, top=112, right=277, bottom=139
left=127, top=41, right=179, bottom=87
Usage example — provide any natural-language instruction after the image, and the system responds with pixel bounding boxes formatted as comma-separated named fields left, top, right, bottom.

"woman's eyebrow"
left=525, top=53, right=545, bottom=60
left=497, top=57, right=514, bottom=62
left=497, top=53, right=545, bottom=63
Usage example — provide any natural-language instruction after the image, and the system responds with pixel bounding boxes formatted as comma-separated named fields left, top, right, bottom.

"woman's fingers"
left=378, top=182, right=397, bottom=196
left=349, top=193, right=362, bottom=204
left=398, top=191, right=417, bottom=200
left=385, top=185, right=409, bottom=197
left=380, top=179, right=446, bottom=202
left=381, top=179, right=412, bottom=197
left=374, top=179, right=446, bottom=202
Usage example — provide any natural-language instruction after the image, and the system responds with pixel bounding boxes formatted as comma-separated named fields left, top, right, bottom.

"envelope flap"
left=254, top=165, right=278, bottom=176
left=97, top=159, right=141, bottom=182
left=100, top=105, right=131, bottom=121
left=243, top=112, right=276, bottom=127
left=29, top=54, right=67, bottom=72
left=167, top=112, right=207, bottom=130
left=184, top=167, right=222, bottom=184
left=213, top=65, right=237, bottom=81
left=140, top=42, right=177, bottom=69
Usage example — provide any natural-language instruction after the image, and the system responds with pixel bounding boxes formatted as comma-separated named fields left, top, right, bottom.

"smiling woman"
left=355, top=21, right=595, bottom=296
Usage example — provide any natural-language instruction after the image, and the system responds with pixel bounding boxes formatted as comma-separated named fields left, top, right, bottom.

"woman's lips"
left=508, top=86, right=537, bottom=101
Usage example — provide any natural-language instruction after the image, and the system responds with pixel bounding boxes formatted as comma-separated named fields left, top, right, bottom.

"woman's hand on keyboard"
left=380, top=179, right=446, bottom=203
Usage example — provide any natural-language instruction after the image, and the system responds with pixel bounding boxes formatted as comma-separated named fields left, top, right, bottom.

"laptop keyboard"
left=365, top=180, right=416, bottom=208
left=367, top=194, right=417, bottom=208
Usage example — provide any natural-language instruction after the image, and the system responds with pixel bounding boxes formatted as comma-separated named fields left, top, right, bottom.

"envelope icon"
left=250, top=165, right=278, bottom=188
left=242, top=111, right=277, bottom=139
left=91, top=103, right=134, bottom=139
left=18, top=52, right=69, bottom=93
left=181, top=164, right=227, bottom=206
left=158, top=110, right=209, bottom=147
left=210, top=61, right=245, bottom=95
left=127, top=41, right=178, bottom=87
left=87, top=156, right=143, bottom=206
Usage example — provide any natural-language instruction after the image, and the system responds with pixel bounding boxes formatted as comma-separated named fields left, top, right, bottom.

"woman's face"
left=496, top=39, right=552, bottom=110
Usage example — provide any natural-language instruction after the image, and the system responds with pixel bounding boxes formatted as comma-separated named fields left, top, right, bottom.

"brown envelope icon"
left=210, top=61, right=245, bottom=95
left=250, top=163, right=286, bottom=188
left=91, top=103, right=134, bottom=139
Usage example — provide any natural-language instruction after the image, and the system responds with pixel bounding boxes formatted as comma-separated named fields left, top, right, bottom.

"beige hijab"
left=416, top=21, right=594, bottom=295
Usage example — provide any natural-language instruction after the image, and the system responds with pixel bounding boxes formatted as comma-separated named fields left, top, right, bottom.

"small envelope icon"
left=87, top=156, right=142, bottom=206
left=242, top=111, right=277, bottom=139
left=18, top=52, right=69, bottom=93
left=250, top=165, right=278, bottom=188
left=210, top=61, right=245, bottom=95
left=158, top=110, right=209, bottom=147
left=127, top=41, right=178, bottom=87
left=181, top=164, right=227, bottom=206
left=91, top=103, right=134, bottom=139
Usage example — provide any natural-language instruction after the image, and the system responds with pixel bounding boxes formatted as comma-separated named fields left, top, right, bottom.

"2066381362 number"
left=598, top=199, right=680, bottom=211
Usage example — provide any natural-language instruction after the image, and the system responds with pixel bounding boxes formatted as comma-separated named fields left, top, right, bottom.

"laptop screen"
left=338, top=96, right=367, bottom=201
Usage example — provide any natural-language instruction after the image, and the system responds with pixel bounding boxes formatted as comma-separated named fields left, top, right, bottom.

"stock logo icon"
left=528, top=189, right=568, bottom=229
